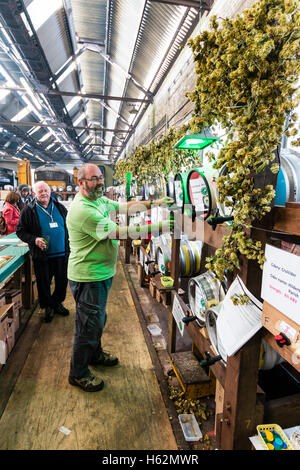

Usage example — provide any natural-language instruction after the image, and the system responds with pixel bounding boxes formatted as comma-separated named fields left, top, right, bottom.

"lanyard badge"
left=37, top=201, right=58, bottom=228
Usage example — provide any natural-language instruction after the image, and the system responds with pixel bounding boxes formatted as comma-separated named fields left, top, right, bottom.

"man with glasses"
left=66, top=163, right=173, bottom=392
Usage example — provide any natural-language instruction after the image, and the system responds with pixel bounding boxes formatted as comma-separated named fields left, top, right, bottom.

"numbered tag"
left=49, top=222, right=58, bottom=228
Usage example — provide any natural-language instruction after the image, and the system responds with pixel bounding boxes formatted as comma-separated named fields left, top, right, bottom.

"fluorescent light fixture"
left=39, top=132, right=52, bottom=142
left=81, top=135, right=92, bottom=144
left=35, top=155, right=45, bottom=162
left=27, top=126, right=41, bottom=136
left=11, top=106, right=31, bottom=122
left=73, top=112, right=86, bottom=127
left=20, top=77, right=42, bottom=111
left=23, top=149, right=33, bottom=156
left=45, top=143, right=56, bottom=150
left=0, top=64, right=15, bottom=87
left=26, top=0, right=62, bottom=31
left=0, top=89, right=10, bottom=102
left=56, top=61, right=76, bottom=85
left=66, top=96, right=81, bottom=112
left=173, top=129, right=219, bottom=150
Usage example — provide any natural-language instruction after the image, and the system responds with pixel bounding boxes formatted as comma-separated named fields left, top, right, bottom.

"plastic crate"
left=257, top=424, right=294, bottom=450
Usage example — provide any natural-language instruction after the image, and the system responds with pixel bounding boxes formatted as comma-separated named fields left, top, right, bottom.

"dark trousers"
left=33, top=256, right=68, bottom=309
left=69, top=278, right=113, bottom=379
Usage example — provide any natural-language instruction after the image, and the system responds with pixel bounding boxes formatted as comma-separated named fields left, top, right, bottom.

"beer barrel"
left=179, top=240, right=203, bottom=277
left=166, top=174, right=175, bottom=200
left=275, top=150, right=300, bottom=206
left=174, top=171, right=190, bottom=210
left=151, top=234, right=202, bottom=277
left=187, top=163, right=218, bottom=220
left=259, top=340, right=285, bottom=370
left=205, top=304, right=227, bottom=363
left=188, top=271, right=226, bottom=322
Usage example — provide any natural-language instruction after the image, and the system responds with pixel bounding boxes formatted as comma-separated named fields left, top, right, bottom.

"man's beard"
left=86, top=184, right=104, bottom=200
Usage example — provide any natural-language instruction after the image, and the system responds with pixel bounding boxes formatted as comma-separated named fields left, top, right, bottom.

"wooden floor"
left=0, top=260, right=178, bottom=450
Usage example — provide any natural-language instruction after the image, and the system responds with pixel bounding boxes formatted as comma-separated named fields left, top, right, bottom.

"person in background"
left=26, top=186, right=34, bottom=204
left=66, top=163, right=173, bottom=392
left=17, top=184, right=30, bottom=211
left=16, top=181, right=70, bottom=323
left=2, top=191, right=21, bottom=235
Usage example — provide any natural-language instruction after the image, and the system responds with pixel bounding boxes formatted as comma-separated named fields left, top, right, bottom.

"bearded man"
left=66, top=163, right=173, bottom=392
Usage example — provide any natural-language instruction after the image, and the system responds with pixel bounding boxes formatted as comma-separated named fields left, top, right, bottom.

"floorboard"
left=0, top=260, right=178, bottom=450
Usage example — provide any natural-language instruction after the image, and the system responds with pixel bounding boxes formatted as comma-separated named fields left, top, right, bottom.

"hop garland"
left=188, top=0, right=300, bottom=280
left=114, top=125, right=204, bottom=187
left=115, top=0, right=299, bottom=282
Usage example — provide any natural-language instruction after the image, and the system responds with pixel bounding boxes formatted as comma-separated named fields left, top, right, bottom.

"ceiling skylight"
left=26, top=0, right=62, bottom=32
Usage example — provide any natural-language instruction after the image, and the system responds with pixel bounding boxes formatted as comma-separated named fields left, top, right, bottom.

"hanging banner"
left=261, top=244, right=300, bottom=325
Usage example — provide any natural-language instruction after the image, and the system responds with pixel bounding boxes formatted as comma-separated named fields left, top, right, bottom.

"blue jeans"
left=69, top=278, right=113, bottom=379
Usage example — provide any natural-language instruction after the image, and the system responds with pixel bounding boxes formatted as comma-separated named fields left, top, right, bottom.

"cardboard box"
left=3, top=289, right=22, bottom=311
left=0, top=304, right=14, bottom=364
left=0, top=289, right=22, bottom=331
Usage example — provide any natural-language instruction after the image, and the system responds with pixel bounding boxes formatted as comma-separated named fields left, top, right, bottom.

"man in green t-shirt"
left=67, top=163, right=173, bottom=392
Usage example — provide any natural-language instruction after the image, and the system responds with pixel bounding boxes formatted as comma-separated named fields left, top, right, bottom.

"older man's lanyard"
left=36, top=200, right=58, bottom=228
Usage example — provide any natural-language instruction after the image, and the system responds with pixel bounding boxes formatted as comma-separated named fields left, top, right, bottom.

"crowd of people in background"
left=0, top=184, right=33, bottom=235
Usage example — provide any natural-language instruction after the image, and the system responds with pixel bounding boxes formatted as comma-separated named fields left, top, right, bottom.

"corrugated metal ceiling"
left=0, top=0, right=200, bottom=165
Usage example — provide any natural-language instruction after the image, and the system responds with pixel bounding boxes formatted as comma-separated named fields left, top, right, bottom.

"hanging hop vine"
left=187, top=0, right=300, bottom=281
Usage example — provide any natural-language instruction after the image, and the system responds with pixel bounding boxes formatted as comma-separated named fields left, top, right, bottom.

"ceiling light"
left=20, top=77, right=42, bottom=111
left=173, top=129, right=219, bottom=150
left=56, top=61, right=76, bottom=85
left=11, top=106, right=31, bottom=122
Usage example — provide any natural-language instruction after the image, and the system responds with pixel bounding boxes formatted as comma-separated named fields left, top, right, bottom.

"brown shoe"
left=90, top=351, right=118, bottom=367
left=68, top=374, right=104, bottom=392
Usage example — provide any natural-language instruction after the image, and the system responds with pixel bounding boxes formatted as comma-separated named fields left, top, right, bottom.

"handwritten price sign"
left=261, top=244, right=300, bottom=326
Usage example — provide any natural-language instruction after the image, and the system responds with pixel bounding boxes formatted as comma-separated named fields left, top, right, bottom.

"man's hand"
left=153, top=196, right=174, bottom=206
left=35, top=237, right=47, bottom=251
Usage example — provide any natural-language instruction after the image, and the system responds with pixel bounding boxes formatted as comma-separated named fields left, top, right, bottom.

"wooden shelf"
left=273, top=203, right=300, bottom=236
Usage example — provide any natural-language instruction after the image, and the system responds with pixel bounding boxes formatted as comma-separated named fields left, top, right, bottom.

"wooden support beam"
left=220, top=330, right=263, bottom=450
left=168, top=236, right=181, bottom=353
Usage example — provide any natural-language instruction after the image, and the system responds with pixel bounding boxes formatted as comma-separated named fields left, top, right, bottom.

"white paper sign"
left=189, top=178, right=205, bottom=210
left=216, top=276, right=263, bottom=357
left=261, top=244, right=300, bottom=325
left=172, top=294, right=185, bottom=336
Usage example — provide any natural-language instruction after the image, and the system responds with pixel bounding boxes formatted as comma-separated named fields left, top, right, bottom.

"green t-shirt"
left=66, top=193, right=119, bottom=282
